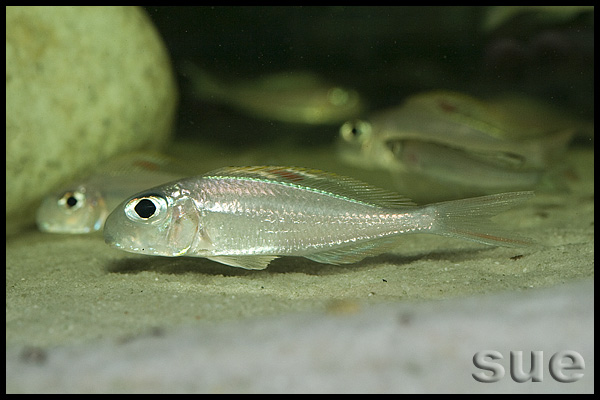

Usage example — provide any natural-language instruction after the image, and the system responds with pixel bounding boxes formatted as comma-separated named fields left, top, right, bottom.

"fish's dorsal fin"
left=204, top=166, right=417, bottom=209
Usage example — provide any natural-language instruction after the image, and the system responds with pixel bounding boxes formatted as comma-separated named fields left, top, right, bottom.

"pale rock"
left=6, top=6, right=177, bottom=234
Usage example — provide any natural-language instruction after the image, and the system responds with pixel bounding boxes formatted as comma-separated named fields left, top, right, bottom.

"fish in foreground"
left=36, top=152, right=183, bottom=234
left=104, top=166, right=534, bottom=270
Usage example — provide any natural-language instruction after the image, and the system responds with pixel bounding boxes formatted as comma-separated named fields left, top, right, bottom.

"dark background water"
left=143, top=6, right=594, bottom=146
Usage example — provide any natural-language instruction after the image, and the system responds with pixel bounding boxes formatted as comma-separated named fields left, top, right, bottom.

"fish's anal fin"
left=206, top=255, right=278, bottom=270
left=305, top=237, right=402, bottom=265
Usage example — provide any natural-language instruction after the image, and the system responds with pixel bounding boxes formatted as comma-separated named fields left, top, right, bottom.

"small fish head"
left=103, top=185, right=200, bottom=257
left=36, top=185, right=107, bottom=233
left=338, top=119, right=373, bottom=154
left=338, top=119, right=407, bottom=172
left=324, top=87, right=363, bottom=121
left=337, top=119, right=387, bottom=169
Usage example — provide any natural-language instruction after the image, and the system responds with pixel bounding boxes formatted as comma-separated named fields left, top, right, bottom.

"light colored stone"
left=6, top=6, right=177, bottom=234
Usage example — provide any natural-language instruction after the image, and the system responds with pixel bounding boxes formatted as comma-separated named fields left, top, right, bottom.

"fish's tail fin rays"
left=430, top=191, right=535, bottom=247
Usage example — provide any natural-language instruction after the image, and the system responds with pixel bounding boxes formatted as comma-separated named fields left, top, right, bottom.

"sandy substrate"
left=6, top=144, right=594, bottom=393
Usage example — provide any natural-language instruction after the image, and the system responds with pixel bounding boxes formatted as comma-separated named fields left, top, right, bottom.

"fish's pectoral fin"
left=206, top=255, right=278, bottom=270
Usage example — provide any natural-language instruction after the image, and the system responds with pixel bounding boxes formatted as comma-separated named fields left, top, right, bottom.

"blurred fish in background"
left=36, top=152, right=186, bottom=234
left=482, top=6, right=594, bottom=33
left=337, top=91, right=589, bottom=202
left=181, top=62, right=364, bottom=126
left=142, top=7, right=593, bottom=201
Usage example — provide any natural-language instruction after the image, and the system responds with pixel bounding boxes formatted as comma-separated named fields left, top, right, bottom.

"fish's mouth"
left=104, top=232, right=170, bottom=256
left=103, top=230, right=118, bottom=247
left=103, top=218, right=150, bottom=254
left=104, top=232, right=137, bottom=253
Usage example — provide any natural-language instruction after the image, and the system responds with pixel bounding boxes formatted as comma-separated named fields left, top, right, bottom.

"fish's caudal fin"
left=429, top=191, right=535, bottom=247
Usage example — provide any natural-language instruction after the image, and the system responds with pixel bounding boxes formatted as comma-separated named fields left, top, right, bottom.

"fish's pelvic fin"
left=207, top=255, right=278, bottom=270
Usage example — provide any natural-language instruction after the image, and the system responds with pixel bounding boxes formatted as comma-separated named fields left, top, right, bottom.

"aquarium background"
left=7, top=7, right=594, bottom=393
left=145, top=6, right=593, bottom=146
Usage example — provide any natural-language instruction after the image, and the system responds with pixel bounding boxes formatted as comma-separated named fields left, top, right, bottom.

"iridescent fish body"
left=183, top=62, right=363, bottom=125
left=104, top=166, right=533, bottom=270
left=36, top=153, right=183, bottom=234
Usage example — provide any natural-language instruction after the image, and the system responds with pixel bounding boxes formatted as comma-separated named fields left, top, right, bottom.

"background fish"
left=391, top=140, right=545, bottom=189
left=104, top=166, right=533, bottom=270
left=337, top=91, right=579, bottom=200
left=36, top=152, right=184, bottom=234
left=182, top=62, right=364, bottom=125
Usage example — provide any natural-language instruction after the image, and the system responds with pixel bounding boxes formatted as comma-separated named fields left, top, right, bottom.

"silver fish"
left=104, top=166, right=533, bottom=270
left=36, top=153, right=183, bottom=234
left=183, top=62, right=363, bottom=125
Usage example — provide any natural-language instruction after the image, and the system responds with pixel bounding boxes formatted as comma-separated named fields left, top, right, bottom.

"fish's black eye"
left=134, top=198, right=156, bottom=219
left=59, top=191, right=85, bottom=211
left=66, top=195, right=78, bottom=208
left=124, top=194, right=168, bottom=223
left=339, top=120, right=372, bottom=143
